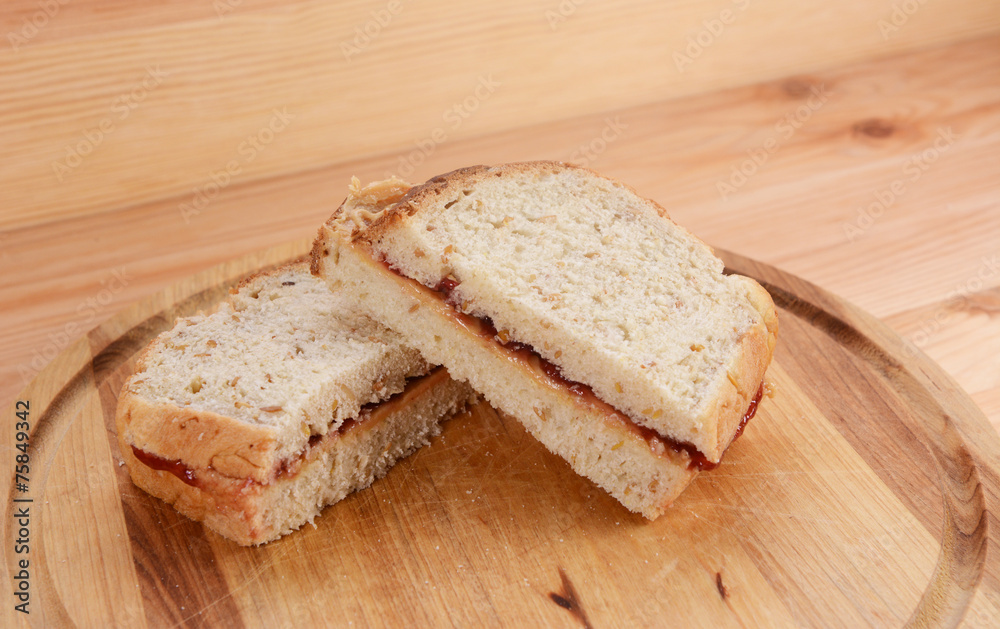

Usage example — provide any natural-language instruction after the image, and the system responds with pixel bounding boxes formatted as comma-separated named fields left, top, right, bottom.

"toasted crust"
left=230, top=255, right=309, bottom=296
left=117, top=408, right=266, bottom=545
left=117, top=391, right=279, bottom=482
left=322, top=164, right=603, bottom=246
left=701, top=276, right=778, bottom=450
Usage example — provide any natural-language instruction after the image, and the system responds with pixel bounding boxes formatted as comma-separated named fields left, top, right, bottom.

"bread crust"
left=701, top=276, right=778, bottom=451
left=116, top=412, right=267, bottom=545
left=230, top=255, right=309, bottom=296
left=325, top=161, right=707, bottom=250
left=117, top=392, right=279, bottom=483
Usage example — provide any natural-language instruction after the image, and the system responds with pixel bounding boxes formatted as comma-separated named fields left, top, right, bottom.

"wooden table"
left=1, top=2, right=999, bottom=627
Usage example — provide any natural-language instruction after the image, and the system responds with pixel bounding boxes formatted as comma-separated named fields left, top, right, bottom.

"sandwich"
left=311, top=162, right=777, bottom=518
left=115, top=262, right=477, bottom=545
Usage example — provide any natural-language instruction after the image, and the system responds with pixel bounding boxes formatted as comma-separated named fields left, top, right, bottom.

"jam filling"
left=130, top=370, right=439, bottom=487
left=131, top=447, right=198, bottom=487
left=623, top=386, right=761, bottom=471
left=417, top=267, right=760, bottom=471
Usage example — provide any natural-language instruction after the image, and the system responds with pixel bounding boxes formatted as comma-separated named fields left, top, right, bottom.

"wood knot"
left=549, top=593, right=573, bottom=610
left=853, top=118, right=895, bottom=138
left=549, top=568, right=593, bottom=628
left=716, top=572, right=729, bottom=600
left=782, top=77, right=821, bottom=98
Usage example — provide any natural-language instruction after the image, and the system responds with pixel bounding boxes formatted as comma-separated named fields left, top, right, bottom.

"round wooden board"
left=4, top=240, right=1000, bottom=628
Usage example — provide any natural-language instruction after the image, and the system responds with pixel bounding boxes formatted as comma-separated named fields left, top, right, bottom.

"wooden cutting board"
left=4, top=240, right=999, bottom=628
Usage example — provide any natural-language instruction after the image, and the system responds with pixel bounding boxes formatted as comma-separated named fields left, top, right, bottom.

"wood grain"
left=2, top=35, right=997, bottom=434
left=2, top=4, right=999, bottom=625
left=2, top=244, right=997, bottom=627
left=1, top=0, right=998, bottom=230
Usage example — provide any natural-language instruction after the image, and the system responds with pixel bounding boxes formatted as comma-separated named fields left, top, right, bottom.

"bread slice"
left=116, top=262, right=477, bottom=545
left=312, top=163, right=777, bottom=518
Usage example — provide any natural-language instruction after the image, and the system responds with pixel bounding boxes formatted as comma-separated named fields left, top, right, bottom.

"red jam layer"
left=420, top=268, right=760, bottom=470
left=132, top=408, right=374, bottom=487
left=131, top=446, right=198, bottom=487
left=624, top=385, right=762, bottom=471
left=129, top=370, right=441, bottom=487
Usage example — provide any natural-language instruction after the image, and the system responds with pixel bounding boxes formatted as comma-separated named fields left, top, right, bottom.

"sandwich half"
left=115, top=262, right=477, bottom=545
left=312, top=162, right=777, bottom=519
